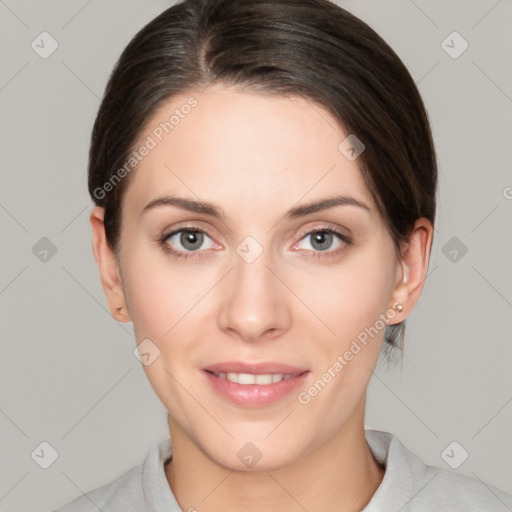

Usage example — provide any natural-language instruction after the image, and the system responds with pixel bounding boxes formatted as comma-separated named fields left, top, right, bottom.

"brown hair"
left=88, top=0, right=438, bottom=361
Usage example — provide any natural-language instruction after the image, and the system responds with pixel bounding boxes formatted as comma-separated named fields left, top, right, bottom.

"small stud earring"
left=394, top=303, right=403, bottom=312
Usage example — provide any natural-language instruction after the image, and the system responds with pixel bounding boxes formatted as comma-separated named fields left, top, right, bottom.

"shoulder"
left=415, top=465, right=512, bottom=511
left=52, top=438, right=174, bottom=512
left=364, top=429, right=512, bottom=511
left=52, top=464, right=144, bottom=512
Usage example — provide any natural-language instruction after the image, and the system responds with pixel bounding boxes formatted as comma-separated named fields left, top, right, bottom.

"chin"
left=195, top=427, right=315, bottom=473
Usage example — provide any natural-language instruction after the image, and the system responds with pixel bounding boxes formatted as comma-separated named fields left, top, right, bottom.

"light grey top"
left=53, top=429, right=512, bottom=511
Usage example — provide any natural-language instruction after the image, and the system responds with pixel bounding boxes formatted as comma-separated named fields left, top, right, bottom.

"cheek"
left=120, top=246, right=209, bottom=406
left=120, top=242, right=208, bottom=340
left=293, top=264, right=391, bottom=431
left=293, top=241, right=396, bottom=341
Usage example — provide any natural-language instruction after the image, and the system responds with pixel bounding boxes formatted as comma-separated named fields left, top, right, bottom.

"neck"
left=165, top=400, right=385, bottom=512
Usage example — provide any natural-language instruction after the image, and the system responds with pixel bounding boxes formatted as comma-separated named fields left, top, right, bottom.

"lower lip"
left=203, top=371, right=309, bottom=408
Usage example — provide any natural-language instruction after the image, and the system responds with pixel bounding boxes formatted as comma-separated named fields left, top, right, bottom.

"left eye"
left=296, top=229, right=345, bottom=252
left=164, top=230, right=216, bottom=252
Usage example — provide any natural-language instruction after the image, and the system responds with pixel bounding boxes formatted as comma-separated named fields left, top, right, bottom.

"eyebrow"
left=140, top=195, right=371, bottom=219
left=285, top=196, right=371, bottom=219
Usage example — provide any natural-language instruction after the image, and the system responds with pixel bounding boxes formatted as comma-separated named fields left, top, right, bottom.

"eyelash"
left=300, top=227, right=352, bottom=260
left=158, top=225, right=351, bottom=261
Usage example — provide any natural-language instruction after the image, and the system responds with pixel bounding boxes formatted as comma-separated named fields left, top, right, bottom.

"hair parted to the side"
left=87, top=0, right=438, bottom=363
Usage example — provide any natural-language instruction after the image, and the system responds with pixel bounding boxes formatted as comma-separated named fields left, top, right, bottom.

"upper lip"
left=202, top=361, right=309, bottom=375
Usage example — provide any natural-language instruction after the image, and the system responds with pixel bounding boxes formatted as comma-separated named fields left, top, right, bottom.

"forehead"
left=123, top=86, right=374, bottom=216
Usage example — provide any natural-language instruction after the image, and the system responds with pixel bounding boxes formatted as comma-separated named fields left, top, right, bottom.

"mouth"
left=206, top=371, right=299, bottom=385
left=202, top=362, right=310, bottom=408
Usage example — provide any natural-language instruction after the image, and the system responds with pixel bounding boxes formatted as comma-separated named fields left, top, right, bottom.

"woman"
left=55, top=0, right=512, bottom=510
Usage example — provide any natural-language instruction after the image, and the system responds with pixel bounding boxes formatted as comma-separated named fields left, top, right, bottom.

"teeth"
left=217, top=372, right=289, bottom=385
left=257, top=374, right=274, bottom=385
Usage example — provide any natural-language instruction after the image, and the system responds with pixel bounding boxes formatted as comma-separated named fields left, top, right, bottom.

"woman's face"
left=108, top=85, right=405, bottom=470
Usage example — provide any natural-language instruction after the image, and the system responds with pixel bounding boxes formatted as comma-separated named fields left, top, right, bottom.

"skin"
left=91, top=84, right=433, bottom=512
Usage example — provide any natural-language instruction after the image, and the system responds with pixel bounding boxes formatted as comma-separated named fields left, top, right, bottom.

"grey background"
left=0, top=1, right=511, bottom=511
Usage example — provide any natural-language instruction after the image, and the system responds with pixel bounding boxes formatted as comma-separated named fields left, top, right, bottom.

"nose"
left=217, top=247, right=292, bottom=343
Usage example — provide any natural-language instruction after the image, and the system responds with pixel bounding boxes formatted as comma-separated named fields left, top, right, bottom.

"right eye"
left=160, top=228, right=217, bottom=259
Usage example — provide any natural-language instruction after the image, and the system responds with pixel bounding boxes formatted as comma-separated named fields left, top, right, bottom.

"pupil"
left=312, top=231, right=332, bottom=251
left=181, top=231, right=203, bottom=251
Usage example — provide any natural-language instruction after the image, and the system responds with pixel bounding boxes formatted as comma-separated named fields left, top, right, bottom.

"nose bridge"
left=218, top=241, right=290, bottom=341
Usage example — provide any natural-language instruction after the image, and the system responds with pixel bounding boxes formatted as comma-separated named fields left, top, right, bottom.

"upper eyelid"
left=162, top=222, right=215, bottom=239
left=298, top=223, right=349, bottom=237
left=162, top=222, right=347, bottom=236
left=290, top=222, right=351, bottom=244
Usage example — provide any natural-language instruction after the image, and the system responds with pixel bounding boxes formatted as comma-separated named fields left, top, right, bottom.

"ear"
left=387, top=217, right=433, bottom=324
left=90, top=206, right=131, bottom=322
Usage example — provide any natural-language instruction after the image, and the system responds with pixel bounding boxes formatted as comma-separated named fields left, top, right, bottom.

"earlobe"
left=387, top=218, right=433, bottom=324
left=90, top=207, right=131, bottom=323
